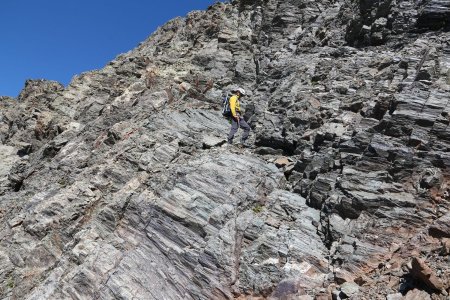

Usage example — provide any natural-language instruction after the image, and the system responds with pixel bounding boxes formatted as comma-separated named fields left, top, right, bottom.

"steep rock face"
left=0, top=0, right=449, bottom=299
left=417, top=0, right=450, bottom=31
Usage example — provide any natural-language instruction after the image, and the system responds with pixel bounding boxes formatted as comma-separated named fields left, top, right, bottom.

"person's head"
left=234, top=87, right=246, bottom=98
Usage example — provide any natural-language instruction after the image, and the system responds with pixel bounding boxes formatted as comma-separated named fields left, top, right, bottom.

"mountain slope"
left=0, top=0, right=449, bottom=299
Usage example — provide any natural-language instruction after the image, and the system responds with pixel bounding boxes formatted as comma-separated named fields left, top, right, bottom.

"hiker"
left=227, top=88, right=251, bottom=146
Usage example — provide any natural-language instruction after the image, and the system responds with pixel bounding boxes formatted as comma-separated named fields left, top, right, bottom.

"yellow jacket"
left=229, top=95, right=241, bottom=118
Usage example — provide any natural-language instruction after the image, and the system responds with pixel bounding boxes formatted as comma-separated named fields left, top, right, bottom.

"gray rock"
left=429, top=213, right=450, bottom=238
left=386, top=293, right=403, bottom=300
left=340, top=281, right=359, bottom=298
left=0, top=145, right=19, bottom=194
left=0, top=0, right=449, bottom=299
left=417, top=0, right=450, bottom=30
left=202, top=135, right=226, bottom=149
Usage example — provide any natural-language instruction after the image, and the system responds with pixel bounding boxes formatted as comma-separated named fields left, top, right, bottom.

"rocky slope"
left=0, top=0, right=449, bottom=299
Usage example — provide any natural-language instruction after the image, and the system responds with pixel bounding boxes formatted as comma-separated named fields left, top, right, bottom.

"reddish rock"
left=403, top=289, right=431, bottom=300
left=441, top=238, right=450, bottom=256
left=274, top=157, right=291, bottom=168
left=410, top=257, right=444, bottom=291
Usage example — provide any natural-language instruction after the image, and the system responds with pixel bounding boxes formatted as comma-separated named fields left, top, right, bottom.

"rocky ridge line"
left=0, top=0, right=449, bottom=299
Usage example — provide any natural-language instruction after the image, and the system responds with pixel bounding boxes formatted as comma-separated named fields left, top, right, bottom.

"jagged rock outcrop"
left=0, top=0, right=449, bottom=299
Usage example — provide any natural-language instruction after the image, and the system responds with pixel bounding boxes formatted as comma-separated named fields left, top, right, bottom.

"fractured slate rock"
left=0, top=0, right=449, bottom=299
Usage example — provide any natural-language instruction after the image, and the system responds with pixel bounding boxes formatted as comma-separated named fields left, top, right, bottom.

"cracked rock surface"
left=0, top=0, right=449, bottom=299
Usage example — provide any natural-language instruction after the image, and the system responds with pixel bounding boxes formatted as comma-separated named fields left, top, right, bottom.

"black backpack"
left=221, top=94, right=232, bottom=117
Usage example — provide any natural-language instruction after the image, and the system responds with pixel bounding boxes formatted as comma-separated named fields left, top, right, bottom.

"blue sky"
left=0, top=0, right=221, bottom=97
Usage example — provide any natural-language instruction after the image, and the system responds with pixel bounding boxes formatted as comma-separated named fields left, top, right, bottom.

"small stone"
left=403, top=289, right=431, bottom=300
left=8, top=214, right=25, bottom=228
left=354, top=276, right=369, bottom=286
left=179, top=82, right=192, bottom=91
left=274, top=157, right=291, bottom=168
left=386, top=293, right=402, bottom=300
left=340, top=281, right=359, bottom=298
left=388, top=276, right=400, bottom=289
left=264, top=216, right=281, bottom=228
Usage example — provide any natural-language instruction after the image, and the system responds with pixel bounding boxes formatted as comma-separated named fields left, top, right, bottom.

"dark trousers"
left=228, top=117, right=250, bottom=143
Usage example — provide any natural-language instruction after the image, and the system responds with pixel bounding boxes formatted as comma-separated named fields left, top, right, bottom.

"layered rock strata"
left=0, top=0, right=449, bottom=299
